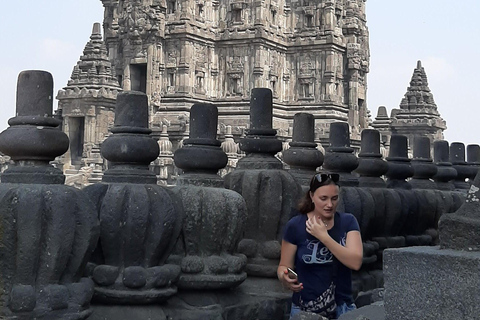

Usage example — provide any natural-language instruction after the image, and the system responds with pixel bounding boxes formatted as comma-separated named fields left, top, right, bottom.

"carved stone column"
left=0, top=70, right=99, bottom=319
left=84, top=91, right=182, bottom=304
left=171, top=103, right=248, bottom=289
left=225, top=88, right=302, bottom=277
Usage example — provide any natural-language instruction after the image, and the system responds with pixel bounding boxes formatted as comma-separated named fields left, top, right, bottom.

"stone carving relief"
left=118, top=2, right=162, bottom=40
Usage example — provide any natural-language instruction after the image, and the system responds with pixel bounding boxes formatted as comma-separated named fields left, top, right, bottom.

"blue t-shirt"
left=283, top=211, right=360, bottom=309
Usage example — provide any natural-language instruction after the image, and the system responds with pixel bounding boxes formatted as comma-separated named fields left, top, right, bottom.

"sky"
left=0, top=0, right=479, bottom=146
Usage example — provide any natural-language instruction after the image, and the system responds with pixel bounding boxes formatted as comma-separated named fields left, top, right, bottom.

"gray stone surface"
left=338, top=302, right=385, bottom=320
left=384, top=246, right=480, bottom=320
left=90, top=277, right=291, bottom=320
left=439, top=167, right=480, bottom=250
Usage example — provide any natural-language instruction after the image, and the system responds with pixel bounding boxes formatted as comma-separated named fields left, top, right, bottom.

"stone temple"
left=56, top=0, right=372, bottom=174
left=53, top=0, right=447, bottom=183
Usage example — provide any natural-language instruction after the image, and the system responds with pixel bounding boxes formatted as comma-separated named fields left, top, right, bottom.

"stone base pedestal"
left=384, top=246, right=480, bottom=320
left=90, top=278, right=291, bottom=320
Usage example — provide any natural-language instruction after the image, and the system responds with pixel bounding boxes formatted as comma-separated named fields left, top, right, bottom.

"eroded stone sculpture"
left=0, top=70, right=99, bottom=319
left=170, top=103, right=248, bottom=289
left=83, top=91, right=182, bottom=304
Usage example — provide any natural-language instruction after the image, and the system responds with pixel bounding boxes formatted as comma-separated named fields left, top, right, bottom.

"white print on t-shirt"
left=302, top=233, right=348, bottom=264
left=302, top=240, right=333, bottom=264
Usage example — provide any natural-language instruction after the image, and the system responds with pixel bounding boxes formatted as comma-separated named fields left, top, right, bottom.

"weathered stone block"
left=384, top=246, right=480, bottom=320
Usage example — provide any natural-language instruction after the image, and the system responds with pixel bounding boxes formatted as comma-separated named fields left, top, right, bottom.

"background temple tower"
left=381, top=61, right=446, bottom=153
left=99, top=0, right=370, bottom=148
left=57, top=23, right=122, bottom=182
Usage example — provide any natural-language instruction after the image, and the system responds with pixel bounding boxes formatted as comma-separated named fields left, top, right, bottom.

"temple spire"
left=399, top=59, right=437, bottom=112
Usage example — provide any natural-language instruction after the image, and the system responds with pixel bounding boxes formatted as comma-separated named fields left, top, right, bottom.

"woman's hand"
left=279, top=269, right=303, bottom=292
left=306, top=216, right=329, bottom=242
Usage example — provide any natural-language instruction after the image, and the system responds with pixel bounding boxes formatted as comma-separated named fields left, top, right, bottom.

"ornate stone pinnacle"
left=101, top=91, right=159, bottom=183
left=0, top=70, right=69, bottom=184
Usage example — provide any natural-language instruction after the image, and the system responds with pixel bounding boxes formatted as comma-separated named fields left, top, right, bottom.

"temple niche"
left=96, top=0, right=370, bottom=149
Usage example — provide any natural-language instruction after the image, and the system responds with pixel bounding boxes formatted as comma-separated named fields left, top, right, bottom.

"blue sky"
left=0, top=0, right=478, bottom=147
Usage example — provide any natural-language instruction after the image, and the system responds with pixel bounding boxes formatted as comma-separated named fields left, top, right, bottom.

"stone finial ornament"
left=410, top=136, right=437, bottom=189
left=432, top=140, right=457, bottom=190
left=0, top=70, right=99, bottom=319
left=283, top=113, right=324, bottom=189
left=355, top=128, right=388, bottom=188
left=83, top=91, right=182, bottom=304
left=385, top=134, right=413, bottom=189
left=323, top=122, right=359, bottom=186
left=236, top=88, right=283, bottom=169
left=450, top=142, right=470, bottom=190
left=466, top=144, right=480, bottom=182
left=171, top=103, right=248, bottom=289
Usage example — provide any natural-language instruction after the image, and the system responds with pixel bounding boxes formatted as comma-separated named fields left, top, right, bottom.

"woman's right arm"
left=278, top=240, right=303, bottom=292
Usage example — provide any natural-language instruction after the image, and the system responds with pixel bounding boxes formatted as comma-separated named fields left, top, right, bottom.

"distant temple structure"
left=372, top=60, right=447, bottom=152
left=54, top=1, right=445, bottom=181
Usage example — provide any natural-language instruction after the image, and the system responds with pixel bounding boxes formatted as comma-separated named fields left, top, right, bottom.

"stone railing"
left=0, top=75, right=474, bottom=318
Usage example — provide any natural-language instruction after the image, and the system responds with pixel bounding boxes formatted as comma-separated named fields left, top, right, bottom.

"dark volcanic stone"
left=9, top=285, right=36, bottom=312
left=384, top=247, right=480, bottom=320
left=123, top=266, right=147, bottom=288
left=93, top=265, right=119, bottom=286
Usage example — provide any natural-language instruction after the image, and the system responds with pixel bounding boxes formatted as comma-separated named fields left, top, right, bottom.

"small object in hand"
left=287, top=267, right=298, bottom=280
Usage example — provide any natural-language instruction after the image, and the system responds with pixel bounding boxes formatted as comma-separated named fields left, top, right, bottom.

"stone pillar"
left=172, top=103, right=248, bottom=289
left=355, top=128, right=388, bottom=188
left=83, top=91, right=182, bottom=308
left=220, top=125, right=240, bottom=176
left=323, top=122, right=359, bottom=187
left=432, top=140, right=457, bottom=191
left=450, top=142, right=470, bottom=190
left=152, top=125, right=174, bottom=185
left=410, top=136, right=437, bottom=189
left=466, top=144, right=480, bottom=183
left=0, top=70, right=99, bottom=319
left=385, top=134, right=413, bottom=189
left=282, top=113, right=324, bottom=190
left=225, top=88, right=302, bottom=277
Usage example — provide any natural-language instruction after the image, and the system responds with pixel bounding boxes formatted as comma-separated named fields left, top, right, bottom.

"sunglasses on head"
left=314, top=173, right=340, bottom=184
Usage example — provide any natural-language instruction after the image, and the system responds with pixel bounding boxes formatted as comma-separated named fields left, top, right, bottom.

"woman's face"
left=310, top=184, right=339, bottom=220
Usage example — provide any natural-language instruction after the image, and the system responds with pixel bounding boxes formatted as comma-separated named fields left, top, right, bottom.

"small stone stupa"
left=389, top=60, right=446, bottom=150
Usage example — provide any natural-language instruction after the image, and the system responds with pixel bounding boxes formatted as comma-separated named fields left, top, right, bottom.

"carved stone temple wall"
left=98, top=0, right=370, bottom=148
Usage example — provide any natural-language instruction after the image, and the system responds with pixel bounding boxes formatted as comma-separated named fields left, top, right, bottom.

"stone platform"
left=384, top=246, right=480, bottom=320
left=90, top=277, right=291, bottom=320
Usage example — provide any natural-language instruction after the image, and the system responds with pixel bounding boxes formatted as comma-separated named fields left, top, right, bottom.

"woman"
left=277, top=173, right=363, bottom=319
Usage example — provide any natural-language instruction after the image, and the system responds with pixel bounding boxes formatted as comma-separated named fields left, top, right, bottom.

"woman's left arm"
left=306, top=217, right=363, bottom=270
left=322, top=230, right=363, bottom=270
